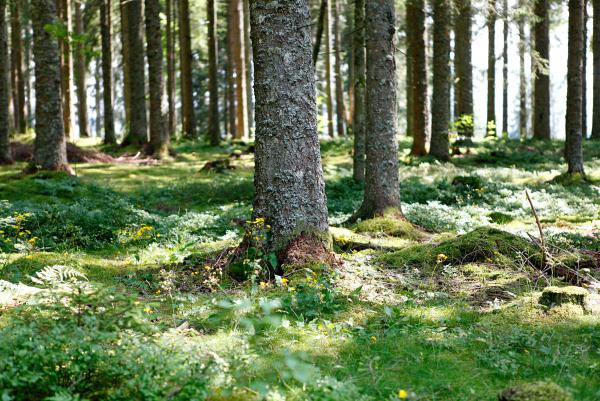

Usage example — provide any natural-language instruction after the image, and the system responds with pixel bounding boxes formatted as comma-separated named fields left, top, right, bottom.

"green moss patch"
left=352, top=216, right=424, bottom=240
left=499, top=381, right=573, bottom=401
left=539, top=286, right=589, bottom=310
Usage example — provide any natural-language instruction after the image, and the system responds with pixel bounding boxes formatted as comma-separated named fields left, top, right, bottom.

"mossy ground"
left=0, top=137, right=599, bottom=400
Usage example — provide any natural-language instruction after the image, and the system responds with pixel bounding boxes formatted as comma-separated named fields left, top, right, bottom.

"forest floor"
left=0, top=137, right=599, bottom=401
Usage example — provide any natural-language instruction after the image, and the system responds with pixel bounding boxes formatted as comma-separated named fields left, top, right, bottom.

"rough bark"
left=249, top=0, right=329, bottom=252
left=592, top=0, right=600, bottom=139
left=100, top=0, right=115, bottom=145
left=145, top=0, right=168, bottom=158
left=57, top=0, right=72, bottom=139
left=486, top=0, right=497, bottom=137
left=518, top=1, right=527, bottom=139
left=207, top=0, right=220, bottom=145
left=454, top=0, right=474, bottom=120
left=179, top=0, right=196, bottom=138
left=324, top=0, right=334, bottom=137
left=407, top=0, right=428, bottom=156
left=9, top=0, right=25, bottom=133
left=502, top=0, right=508, bottom=136
left=352, top=0, right=365, bottom=183
left=121, top=0, right=148, bottom=147
left=353, top=0, right=402, bottom=219
left=166, top=0, right=175, bottom=136
left=226, top=0, right=236, bottom=138
left=430, top=0, right=451, bottom=161
left=31, top=0, right=71, bottom=172
left=0, top=0, right=12, bottom=164
left=333, top=0, right=345, bottom=137
left=312, top=0, right=326, bottom=65
left=74, top=0, right=88, bottom=138
left=232, top=0, right=248, bottom=139
left=565, top=0, right=586, bottom=174
left=533, top=0, right=551, bottom=139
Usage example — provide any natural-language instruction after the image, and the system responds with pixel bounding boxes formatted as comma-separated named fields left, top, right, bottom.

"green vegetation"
left=0, top=138, right=599, bottom=401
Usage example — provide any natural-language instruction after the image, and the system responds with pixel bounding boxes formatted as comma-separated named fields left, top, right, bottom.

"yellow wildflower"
left=436, top=253, right=448, bottom=264
left=398, top=389, right=408, bottom=399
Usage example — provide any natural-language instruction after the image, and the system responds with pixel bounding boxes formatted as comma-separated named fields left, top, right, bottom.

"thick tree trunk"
left=430, top=0, right=451, bottom=161
left=333, top=0, right=345, bottom=137
left=179, top=0, right=196, bottom=139
left=0, top=0, right=12, bottom=164
left=31, top=0, right=71, bottom=172
left=454, top=0, right=473, bottom=120
left=57, top=0, right=72, bottom=139
left=313, top=0, right=326, bottom=65
left=352, top=0, right=365, bottom=183
left=502, top=0, right=508, bottom=136
left=353, top=0, right=402, bottom=219
left=518, top=1, right=527, bottom=139
left=207, top=0, right=220, bottom=145
left=166, top=0, right=175, bottom=137
left=145, top=0, right=168, bottom=158
left=565, top=0, right=586, bottom=174
left=74, top=1, right=88, bottom=138
left=232, top=0, right=248, bottom=139
left=533, top=0, right=551, bottom=139
left=121, top=0, right=148, bottom=147
left=407, top=0, right=428, bottom=156
left=486, top=0, right=497, bottom=136
left=592, top=0, right=600, bottom=139
left=100, top=0, right=115, bottom=145
left=9, top=0, right=25, bottom=134
left=324, top=0, right=334, bottom=137
left=226, top=0, right=236, bottom=138
left=249, top=0, right=329, bottom=254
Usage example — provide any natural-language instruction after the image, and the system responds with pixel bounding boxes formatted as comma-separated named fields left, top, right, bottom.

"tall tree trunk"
left=352, top=0, right=365, bottom=183
left=518, top=1, right=527, bottom=139
left=179, top=0, right=196, bottom=138
left=121, top=0, right=148, bottom=147
left=145, top=0, right=167, bottom=157
left=9, top=0, right=25, bottom=133
left=226, top=0, right=236, bottom=138
left=100, top=0, right=115, bottom=145
left=430, top=0, right=451, bottom=161
left=94, top=59, right=102, bottom=137
left=313, top=0, right=326, bottom=65
left=0, top=0, right=12, bottom=164
left=243, top=0, right=253, bottom=132
left=31, top=0, right=71, bottom=173
left=454, top=0, right=473, bottom=120
left=407, top=0, right=428, bottom=156
left=502, top=0, right=508, bottom=136
left=249, top=0, right=329, bottom=256
left=232, top=0, right=248, bottom=139
left=406, top=2, right=413, bottom=140
left=592, top=0, right=600, bottom=139
left=582, top=1, right=588, bottom=137
left=353, top=0, right=402, bottom=219
left=120, top=0, right=131, bottom=126
left=74, top=0, right=88, bottom=138
left=57, top=0, right=72, bottom=140
left=166, top=0, right=175, bottom=136
left=346, top=3, right=355, bottom=129
left=565, top=0, right=586, bottom=174
left=533, top=0, right=551, bottom=139
left=23, top=14, right=32, bottom=127
left=487, top=0, right=497, bottom=136
left=324, top=0, right=334, bottom=137
left=207, top=0, right=220, bottom=145
left=333, top=0, right=345, bottom=137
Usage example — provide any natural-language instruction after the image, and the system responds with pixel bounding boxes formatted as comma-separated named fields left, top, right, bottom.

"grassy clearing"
left=0, top=137, right=598, bottom=400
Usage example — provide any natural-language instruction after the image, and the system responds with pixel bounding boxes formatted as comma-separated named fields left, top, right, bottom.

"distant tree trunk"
left=94, top=59, right=102, bottom=136
left=233, top=0, right=248, bottom=139
left=454, top=0, right=473, bottom=120
left=406, top=2, right=413, bottom=140
left=0, top=0, right=12, bottom=164
left=100, top=0, right=116, bottom=145
left=145, top=0, right=168, bottom=158
left=582, top=1, right=588, bottom=137
left=518, top=1, right=527, bottom=139
left=353, top=0, right=402, bottom=219
left=121, top=0, right=148, bottom=147
left=74, top=1, right=88, bottom=138
left=226, top=0, right=236, bottom=138
left=324, top=0, right=334, bottom=137
left=166, top=0, right=175, bottom=136
left=313, top=0, right=326, bottom=65
left=57, top=0, right=72, bottom=139
left=430, top=0, right=451, bottom=161
left=407, top=0, right=428, bottom=156
left=565, top=0, right=586, bottom=174
left=592, top=0, right=600, bottom=139
left=9, top=0, right=25, bottom=133
left=179, top=0, right=196, bottom=138
left=249, top=0, right=329, bottom=255
left=487, top=0, right=497, bottom=136
left=31, top=0, right=71, bottom=173
left=243, top=0, right=253, bottom=132
left=120, top=0, right=131, bottom=125
left=346, top=3, right=355, bottom=129
left=502, top=0, right=508, bottom=136
left=333, top=0, right=345, bottom=137
left=533, top=0, right=551, bottom=139
left=352, top=0, right=365, bottom=182
left=23, top=14, right=32, bottom=125
left=207, top=0, right=220, bottom=145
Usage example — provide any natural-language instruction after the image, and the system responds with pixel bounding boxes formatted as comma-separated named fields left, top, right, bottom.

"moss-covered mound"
left=498, top=381, right=573, bottom=401
left=352, top=216, right=424, bottom=240
left=539, top=286, right=589, bottom=310
left=378, top=227, right=542, bottom=271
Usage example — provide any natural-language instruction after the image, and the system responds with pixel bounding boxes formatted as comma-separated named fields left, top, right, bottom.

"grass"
left=0, top=136, right=599, bottom=400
